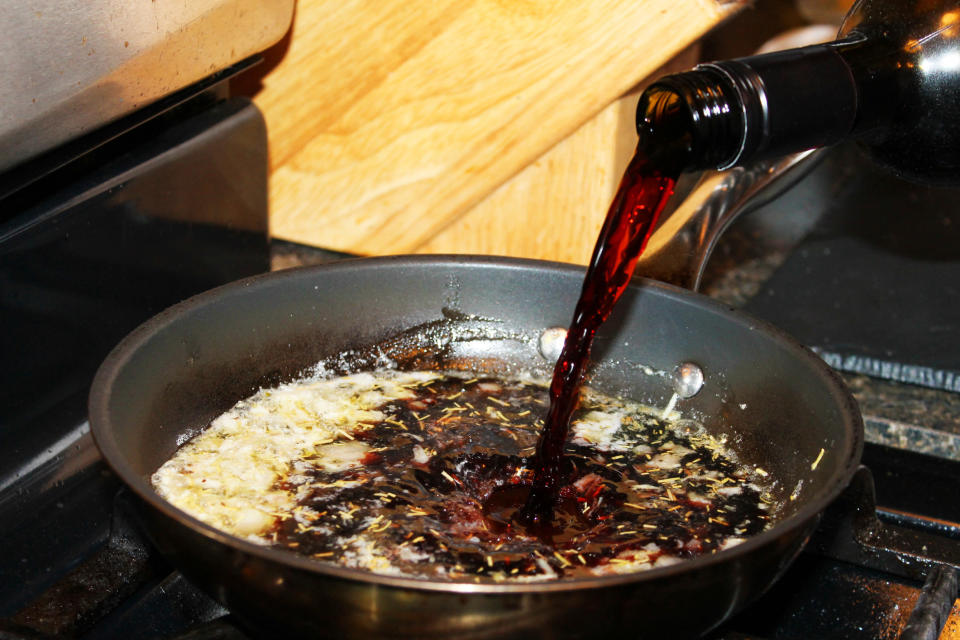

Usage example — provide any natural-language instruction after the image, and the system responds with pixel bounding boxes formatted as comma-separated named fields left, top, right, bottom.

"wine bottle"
left=636, top=0, right=960, bottom=184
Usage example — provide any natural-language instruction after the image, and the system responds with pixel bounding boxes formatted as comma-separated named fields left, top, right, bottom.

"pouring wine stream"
left=513, top=20, right=851, bottom=527
left=518, top=123, right=691, bottom=525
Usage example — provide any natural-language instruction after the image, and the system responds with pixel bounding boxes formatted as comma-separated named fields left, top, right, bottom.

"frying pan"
left=88, top=255, right=862, bottom=638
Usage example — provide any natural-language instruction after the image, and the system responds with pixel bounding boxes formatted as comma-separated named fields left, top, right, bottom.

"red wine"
left=519, top=144, right=680, bottom=524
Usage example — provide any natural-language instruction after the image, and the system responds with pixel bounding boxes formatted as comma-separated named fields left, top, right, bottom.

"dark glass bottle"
left=636, top=0, right=960, bottom=184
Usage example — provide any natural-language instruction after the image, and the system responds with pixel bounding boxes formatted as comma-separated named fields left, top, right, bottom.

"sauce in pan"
left=153, top=370, right=775, bottom=582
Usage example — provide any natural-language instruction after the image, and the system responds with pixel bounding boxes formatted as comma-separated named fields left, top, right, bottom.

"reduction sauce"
left=153, top=370, right=774, bottom=582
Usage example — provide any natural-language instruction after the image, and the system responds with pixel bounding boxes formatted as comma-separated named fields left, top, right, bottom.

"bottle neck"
left=637, top=41, right=862, bottom=172
left=638, top=1, right=960, bottom=184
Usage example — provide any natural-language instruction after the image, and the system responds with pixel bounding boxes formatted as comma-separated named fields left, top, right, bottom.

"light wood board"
left=255, top=0, right=742, bottom=258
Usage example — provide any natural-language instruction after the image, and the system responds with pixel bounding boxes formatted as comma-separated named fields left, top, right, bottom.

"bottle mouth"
left=636, top=67, right=748, bottom=172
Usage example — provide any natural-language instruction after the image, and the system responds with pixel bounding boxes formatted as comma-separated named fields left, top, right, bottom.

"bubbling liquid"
left=153, top=370, right=775, bottom=582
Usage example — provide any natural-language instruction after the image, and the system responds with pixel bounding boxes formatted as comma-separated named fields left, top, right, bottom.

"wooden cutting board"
left=254, top=0, right=743, bottom=260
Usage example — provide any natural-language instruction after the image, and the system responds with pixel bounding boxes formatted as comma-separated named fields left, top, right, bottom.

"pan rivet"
left=673, top=362, right=704, bottom=399
left=538, top=327, right=567, bottom=362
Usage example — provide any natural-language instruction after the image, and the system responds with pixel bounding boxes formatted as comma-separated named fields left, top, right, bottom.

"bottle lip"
left=694, top=62, right=756, bottom=170
left=639, top=66, right=750, bottom=171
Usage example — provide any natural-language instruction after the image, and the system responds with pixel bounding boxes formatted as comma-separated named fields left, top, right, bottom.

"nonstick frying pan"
left=88, top=255, right=862, bottom=638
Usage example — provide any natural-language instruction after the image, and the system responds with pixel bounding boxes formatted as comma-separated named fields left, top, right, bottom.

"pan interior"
left=90, top=257, right=861, bottom=583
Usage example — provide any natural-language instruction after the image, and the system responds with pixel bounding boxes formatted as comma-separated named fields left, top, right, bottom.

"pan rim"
left=88, top=254, right=864, bottom=596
